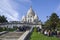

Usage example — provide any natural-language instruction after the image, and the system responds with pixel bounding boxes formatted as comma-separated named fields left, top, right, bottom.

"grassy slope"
left=30, top=31, right=60, bottom=40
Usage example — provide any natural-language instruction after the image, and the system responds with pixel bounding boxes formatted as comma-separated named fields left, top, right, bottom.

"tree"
left=0, top=15, right=8, bottom=23
left=57, top=19, right=60, bottom=28
left=44, top=13, right=59, bottom=30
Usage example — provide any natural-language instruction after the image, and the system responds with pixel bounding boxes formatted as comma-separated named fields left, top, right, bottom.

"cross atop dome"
left=30, top=5, right=32, bottom=8
left=27, top=6, right=35, bottom=16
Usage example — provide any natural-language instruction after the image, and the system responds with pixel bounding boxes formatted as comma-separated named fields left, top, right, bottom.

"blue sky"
left=0, top=0, right=60, bottom=22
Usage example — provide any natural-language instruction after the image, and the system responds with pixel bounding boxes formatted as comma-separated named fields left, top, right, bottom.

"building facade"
left=21, top=6, right=39, bottom=23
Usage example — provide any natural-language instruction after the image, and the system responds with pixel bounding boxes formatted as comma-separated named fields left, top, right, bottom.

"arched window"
left=31, top=16, right=32, bottom=17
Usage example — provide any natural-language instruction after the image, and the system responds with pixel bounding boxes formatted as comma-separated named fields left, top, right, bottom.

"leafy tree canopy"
left=0, top=15, right=8, bottom=23
left=44, top=13, right=59, bottom=29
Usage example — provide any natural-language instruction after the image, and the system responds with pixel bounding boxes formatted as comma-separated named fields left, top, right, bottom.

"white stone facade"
left=21, top=7, right=39, bottom=23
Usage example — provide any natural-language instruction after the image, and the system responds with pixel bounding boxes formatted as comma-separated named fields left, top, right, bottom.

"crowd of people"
left=16, top=26, right=31, bottom=32
left=36, top=27, right=60, bottom=38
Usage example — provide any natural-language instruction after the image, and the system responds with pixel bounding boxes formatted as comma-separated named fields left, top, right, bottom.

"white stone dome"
left=22, top=16, right=26, bottom=21
left=27, top=7, right=35, bottom=16
left=34, top=14, right=38, bottom=20
left=22, top=16, right=25, bottom=19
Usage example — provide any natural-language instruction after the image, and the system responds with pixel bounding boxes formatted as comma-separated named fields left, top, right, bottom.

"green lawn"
left=30, top=31, right=60, bottom=40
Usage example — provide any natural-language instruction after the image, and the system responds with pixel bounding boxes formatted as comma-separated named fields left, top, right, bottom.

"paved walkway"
left=0, top=32, right=24, bottom=40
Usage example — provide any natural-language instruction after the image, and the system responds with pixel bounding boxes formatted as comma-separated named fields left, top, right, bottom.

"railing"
left=18, top=27, right=34, bottom=40
left=0, top=31, right=8, bottom=36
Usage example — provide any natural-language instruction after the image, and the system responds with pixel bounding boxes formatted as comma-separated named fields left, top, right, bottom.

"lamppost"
left=46, top=16, right=48, bottom=20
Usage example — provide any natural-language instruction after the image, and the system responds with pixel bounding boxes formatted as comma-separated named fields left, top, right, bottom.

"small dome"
left=27, top=6, right=35, bottom=16
left=22, top=16, right=26, bottom=21
left=34, top=14, right=38, bottom=19
left=22, top=16, right=25, bottom=19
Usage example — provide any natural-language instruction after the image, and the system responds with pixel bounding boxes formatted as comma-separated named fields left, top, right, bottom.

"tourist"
left=51, top=30, right=54, bottom=36
left=47, top=30, right=51, bottom=36
left=37, top=27, right=40, bottom=32
left=55, top=29, right=57, bottom=35
left=41, top=29, right=45, bottom=34
left=56, top=31, right=60, bottom=38
left=44, top=30, right=48, bottom=36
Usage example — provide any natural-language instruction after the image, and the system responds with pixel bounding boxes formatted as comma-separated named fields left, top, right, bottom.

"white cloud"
left=0, top=0, right=19, bottom=21
left=17, top=0, right=31, bottom=3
